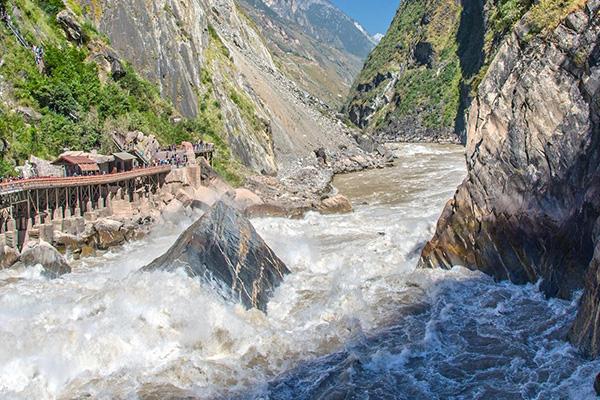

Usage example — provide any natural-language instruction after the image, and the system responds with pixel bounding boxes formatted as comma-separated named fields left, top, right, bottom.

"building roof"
left=113, top=152, right=137, bottom=161
left=62, top=151, right=113, bottom=164
left=79, top=163, right=100, bottom=172
left=52, top=155, right=97, bottom=165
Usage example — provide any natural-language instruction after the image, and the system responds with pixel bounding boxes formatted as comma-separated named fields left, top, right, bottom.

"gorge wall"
left=78, top=0, right=364, bottom=173
left=237, top=0, right=374, bottom=106
left=419, top=1, right=600, bottom=357
left=1, top=0, right=367, bottom=181
left=344, top=0, right=537, bottom=143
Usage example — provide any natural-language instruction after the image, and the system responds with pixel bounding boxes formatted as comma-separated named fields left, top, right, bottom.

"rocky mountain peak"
left=256, top=0, right=376, bottom=58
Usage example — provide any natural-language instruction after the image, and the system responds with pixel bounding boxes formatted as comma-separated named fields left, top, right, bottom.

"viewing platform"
left=0, top=166, right=172, bottom=197
left=0, top=136, right=215, bottom=250
left=0, top=166, right=176, bottom=250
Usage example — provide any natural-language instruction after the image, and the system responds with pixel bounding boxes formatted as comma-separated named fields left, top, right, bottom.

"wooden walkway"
left=0, top=166, right=172, bottom=195
left=0, top=166, right=175, bottom=249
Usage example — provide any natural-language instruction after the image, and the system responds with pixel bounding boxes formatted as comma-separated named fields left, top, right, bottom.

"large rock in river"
left=142, top=201, right=290, bottom=311
left=19, top=240, right=71, bottom=278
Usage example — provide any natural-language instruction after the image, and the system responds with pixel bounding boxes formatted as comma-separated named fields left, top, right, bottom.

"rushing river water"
left=0, top=144, right=598, bottom=399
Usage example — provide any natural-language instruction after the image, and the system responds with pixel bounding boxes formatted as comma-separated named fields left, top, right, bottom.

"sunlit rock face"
left=419, top=4, right=600, bottom=356
left=143, top=201, right=290, bottom=312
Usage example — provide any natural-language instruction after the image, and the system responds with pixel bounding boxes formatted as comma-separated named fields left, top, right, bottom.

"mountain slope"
left=237, top=0, right=375, bottom=106
left=80, top=0, right=363, bottom=169
left=344, top=0, right=534, bottom=143
left=261, top=0, right=376, bottom=58
left=0, top=0, right=365, bottom=180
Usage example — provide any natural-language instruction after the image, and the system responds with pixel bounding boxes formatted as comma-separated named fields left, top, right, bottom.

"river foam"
left=0, top=144, right=597, bottom=399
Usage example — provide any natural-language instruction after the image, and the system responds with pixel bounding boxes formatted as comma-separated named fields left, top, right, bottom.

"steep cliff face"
left=237, top=0, right=369, bottom=106
left=344, top=0, right=533, bottom=143
left=78, top=0, right=362, bottom=173
left=419, top=1, right=600, bottom=356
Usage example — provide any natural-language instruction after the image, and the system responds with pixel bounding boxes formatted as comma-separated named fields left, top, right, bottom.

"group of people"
left=0, top=176, right=25, bottom=184
left=32, top=45, right=44, bottom=69
left=152, top=154, right=189, bottom=168
left=193, top=140, right=213, bottom=153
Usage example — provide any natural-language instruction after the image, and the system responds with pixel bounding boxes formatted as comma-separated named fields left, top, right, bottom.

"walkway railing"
left=0, top=166, right=172, bottom=195
left=1, top=6, right=44, bottom=71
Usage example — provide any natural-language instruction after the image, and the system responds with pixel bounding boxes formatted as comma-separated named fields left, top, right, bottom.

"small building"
left=51, top=155, right=100, bottom=177
left=60, top=151, right=114, bottom=175
left=112, top=152, right=137, bottom=172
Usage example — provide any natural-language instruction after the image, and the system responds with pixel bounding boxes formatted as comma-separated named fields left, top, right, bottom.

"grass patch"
left=526, top=0, right=586, bottom=34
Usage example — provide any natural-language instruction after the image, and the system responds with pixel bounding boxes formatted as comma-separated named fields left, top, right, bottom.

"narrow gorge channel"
left=0, top=144, right=597, bottom=399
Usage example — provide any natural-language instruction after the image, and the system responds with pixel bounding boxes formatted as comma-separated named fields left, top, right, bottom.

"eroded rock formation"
left=420, top=3, right=600, bottom=356
left=143, top=201, right=290, bottom=311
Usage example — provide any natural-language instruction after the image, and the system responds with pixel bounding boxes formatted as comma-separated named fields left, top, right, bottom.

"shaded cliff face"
left=78, top=0, right=361, bottom=174
left=419, top=2, right=600, bottom=356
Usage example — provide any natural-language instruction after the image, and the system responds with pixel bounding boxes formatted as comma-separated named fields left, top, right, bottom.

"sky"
left=330, top=0, right=401, bottom=37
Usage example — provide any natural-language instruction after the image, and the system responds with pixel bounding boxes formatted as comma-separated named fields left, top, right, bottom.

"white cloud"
left=373, top=33, right=384, bottom=43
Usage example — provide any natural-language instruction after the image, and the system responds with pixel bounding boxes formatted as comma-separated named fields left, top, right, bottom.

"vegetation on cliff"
left=344, top=0, right=471, bottom=140
left=0, top=0, right=242, bottom=184
left=344, top=0, right=586, bottom=142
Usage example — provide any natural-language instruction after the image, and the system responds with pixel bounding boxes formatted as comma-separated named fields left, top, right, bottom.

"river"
left=0, top=144, right=598, bottom=399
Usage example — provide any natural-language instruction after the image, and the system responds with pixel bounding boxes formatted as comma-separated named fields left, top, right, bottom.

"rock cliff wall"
left=419, top=2, right=600, bottom=356
left=344, top=0, right=534, bottom=143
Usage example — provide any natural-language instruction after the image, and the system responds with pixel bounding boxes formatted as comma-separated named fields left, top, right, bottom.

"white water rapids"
left=0, top=144, right=598, bottom=399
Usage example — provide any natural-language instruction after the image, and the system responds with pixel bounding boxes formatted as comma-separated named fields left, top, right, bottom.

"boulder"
left=93, top=218, right=126, bottom=249
left=15, top=106, right=42, bottom=122
left=233, top=188, right=263, bottom=211
left=142, top=201, right=290, bottom=311
left=56, top=9, right=84, bottom=43
left=0, top=246, right=19, bottom=269
left=175, top=188, right=195, bottom=208
left=30, top=155, right=63, bottom=177
left=53, top=231, right=83, bottom=250
left=195, top=185, right=221, bottom=206
left=314, top=147, right=327, bottom=164
left=19, top=240, right=71, bottom=277
left=318, top=195, right=353, bottom=214
left=245, top=204, right=290, bottom=219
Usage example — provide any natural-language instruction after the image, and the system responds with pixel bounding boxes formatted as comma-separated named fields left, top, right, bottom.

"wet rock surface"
left=0, top=245, right=19, bottom=269
left=318, top=195, right=353, bottom=215
left=420, top=5, right=600, bottom=356
left=92, top=218, right=127, bottom=250
left=18, top=240, right=71, bottom=277
left=142, top=201, right=290, bottom=312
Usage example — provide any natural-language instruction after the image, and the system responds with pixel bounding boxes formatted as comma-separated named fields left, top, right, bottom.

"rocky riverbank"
left=1, top=146, right=393, bottom=274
